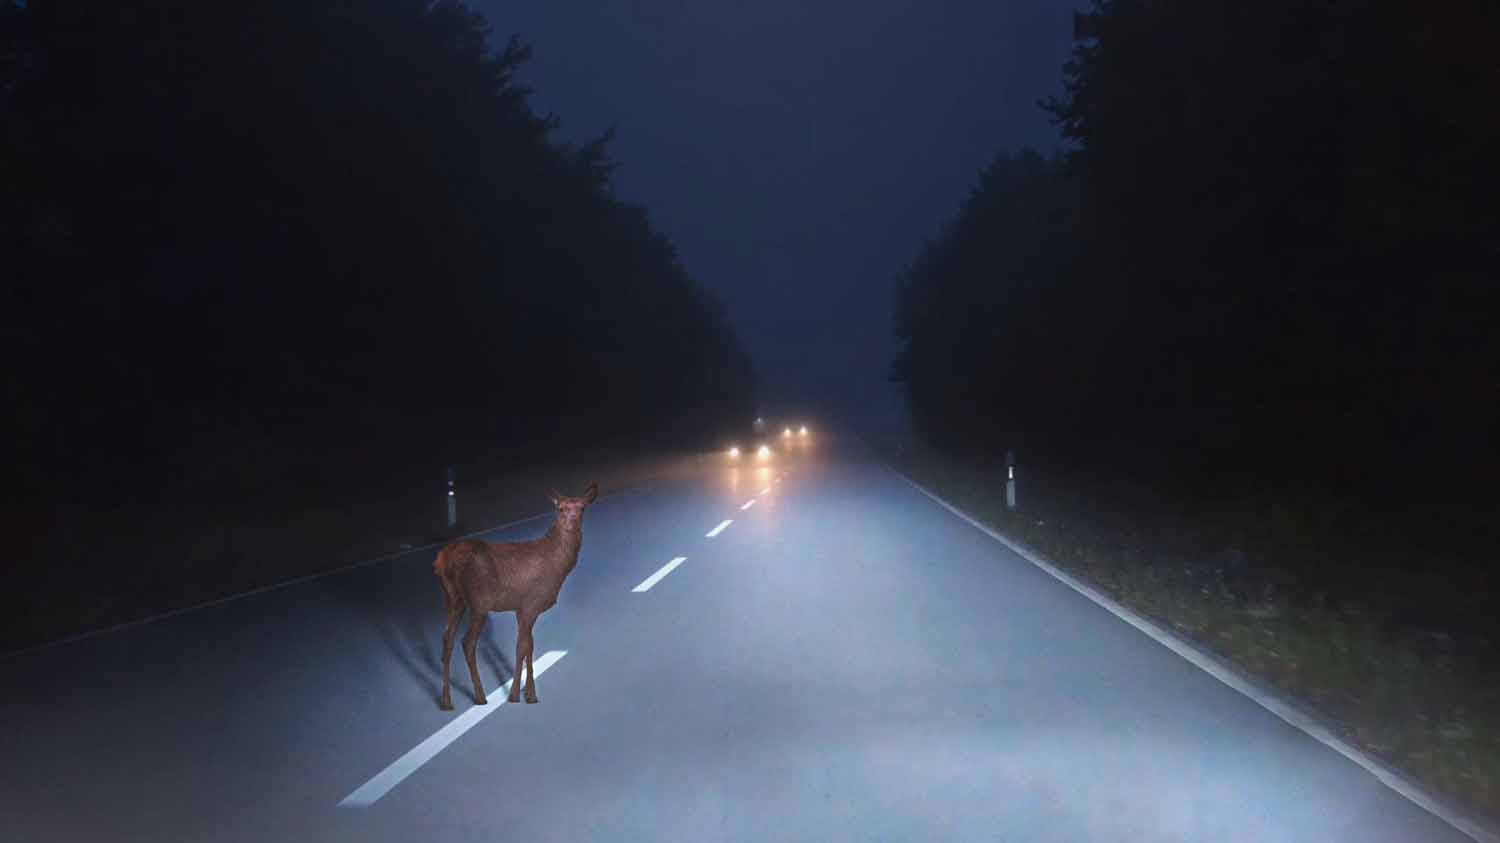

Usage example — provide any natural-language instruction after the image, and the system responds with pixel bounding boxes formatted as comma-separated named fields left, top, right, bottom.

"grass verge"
left=4, top=444, right=705, bottom=656
left=886, top=435, right=1500, bottom=822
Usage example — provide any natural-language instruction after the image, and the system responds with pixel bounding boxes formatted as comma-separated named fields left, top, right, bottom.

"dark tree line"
left=2, top=0, right=755, bottom=535
left=893, top=0, right=1498, bottom=548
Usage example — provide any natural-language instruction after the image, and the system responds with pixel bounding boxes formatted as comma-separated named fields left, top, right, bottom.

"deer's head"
left=549, top=482, right=598, bottom=530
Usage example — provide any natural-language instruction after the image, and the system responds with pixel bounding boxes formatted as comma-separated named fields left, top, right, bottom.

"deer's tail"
left=434, top=545, right=465, bottom=611
left=434, top=545, right=465, bottom=585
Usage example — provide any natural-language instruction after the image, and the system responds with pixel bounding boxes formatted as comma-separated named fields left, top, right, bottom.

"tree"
left=900, top=0, right=1499, bottom=520
left=2, top=0, right=758, bottom=606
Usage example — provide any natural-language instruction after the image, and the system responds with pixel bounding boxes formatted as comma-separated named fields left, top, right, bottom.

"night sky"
left=474, top=0, right=1081, bottom=433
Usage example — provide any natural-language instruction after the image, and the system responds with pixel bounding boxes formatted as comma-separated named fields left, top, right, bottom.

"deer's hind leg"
left=462, top=611, right=489, bottom=705
left=438, top=586, right=464, bottom=710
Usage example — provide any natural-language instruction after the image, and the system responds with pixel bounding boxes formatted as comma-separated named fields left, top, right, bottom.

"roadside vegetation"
left=889, top=0, right=1499, bottom=819
left=892, top=438, right=1499, bottom=817
left=0, top=1, right=754, bottom=651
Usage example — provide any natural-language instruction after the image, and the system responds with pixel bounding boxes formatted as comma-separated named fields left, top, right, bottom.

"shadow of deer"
left=433, top=482, right=597, bottom=709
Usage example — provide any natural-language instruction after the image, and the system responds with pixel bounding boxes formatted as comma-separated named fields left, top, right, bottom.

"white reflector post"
left=1005, top=450, right=1017, bottom=511
left=446, top=465, right=457, bottom=527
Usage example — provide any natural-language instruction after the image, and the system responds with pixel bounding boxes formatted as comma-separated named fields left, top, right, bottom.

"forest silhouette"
left=892, top=0, right=1498, bottom=560
left=1, top=0, right=755, bottom=647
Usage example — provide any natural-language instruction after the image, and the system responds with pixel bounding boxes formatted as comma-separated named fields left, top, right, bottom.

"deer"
left=433, top=482, right=597, bottom=709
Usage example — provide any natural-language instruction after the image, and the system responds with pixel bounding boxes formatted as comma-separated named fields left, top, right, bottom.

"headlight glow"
left=757, top=445, right=771, bottom=460
left=799, top=426, right=808, bottom=436
left=728, top=446, right=740, bottom=458
left=783, top=428, right=792, bottom=437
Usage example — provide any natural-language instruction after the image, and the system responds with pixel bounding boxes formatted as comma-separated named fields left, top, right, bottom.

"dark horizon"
left=477, top=0, right=1080, bottom=433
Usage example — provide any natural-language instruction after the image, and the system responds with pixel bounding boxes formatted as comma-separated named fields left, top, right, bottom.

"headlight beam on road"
left=338, top=650, right=569, bottom=808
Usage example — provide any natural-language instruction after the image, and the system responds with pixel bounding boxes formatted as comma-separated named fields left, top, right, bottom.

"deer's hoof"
left=474, top=695, right=488, bottom=706
left=507, top=692, right=521, bottom=704
left=438, top=698, right=454, bottom=711
left=524, top=692, right=538, bottom=704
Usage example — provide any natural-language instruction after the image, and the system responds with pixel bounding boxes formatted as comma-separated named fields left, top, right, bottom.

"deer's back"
left=446, top=538, right=552, bottom=613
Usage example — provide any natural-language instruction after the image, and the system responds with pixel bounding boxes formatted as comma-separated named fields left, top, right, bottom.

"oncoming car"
left=726, top=416, right=777, bottom=463
left=724, top=416, right=811, bottom=463
left=777, top=421, right=811, bottom=443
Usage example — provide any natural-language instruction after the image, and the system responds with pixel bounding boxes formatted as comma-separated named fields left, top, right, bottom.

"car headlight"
left=782, top=428, right=792, bottom=437
left=799, top=426, right=808, bottom=436
left=757, top=445, right=771, bottom=460
left=728, top=446, right=740, bottom=458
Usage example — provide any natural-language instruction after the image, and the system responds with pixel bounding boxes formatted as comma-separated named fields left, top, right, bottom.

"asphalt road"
left=0, top=436, right=1476, bottom=842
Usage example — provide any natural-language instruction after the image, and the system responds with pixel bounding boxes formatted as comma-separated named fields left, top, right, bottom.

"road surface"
left=0, top=436, right=1477, bottom=842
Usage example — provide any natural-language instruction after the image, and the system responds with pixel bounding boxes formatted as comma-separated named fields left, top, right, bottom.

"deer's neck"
left=543, top=520, right=583, bottom=574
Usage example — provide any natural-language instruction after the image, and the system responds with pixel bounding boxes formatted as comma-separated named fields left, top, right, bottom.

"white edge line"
left=632, top=557, right=688, bottom=593
left=740, top=499, right=757, bottom=510
left=705, top=519, right=733, bottom=538
left=2, top=478, right=664, bottom=663
left=882, top=461, right=1500, bottom=843
left=0, top=510, right=548, bottom=662
left=339, top=650, right=568, bottom=808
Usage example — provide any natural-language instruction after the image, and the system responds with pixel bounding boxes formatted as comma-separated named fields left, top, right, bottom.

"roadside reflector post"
left=1005, top=450, right=1017, bottom=511
left=446, top=465, right=457, bottom=528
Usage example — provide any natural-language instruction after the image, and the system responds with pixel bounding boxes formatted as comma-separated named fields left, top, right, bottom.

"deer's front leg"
left=511, top=610, right=536, bottom=704
left=523, top=645, right=538, bottom=704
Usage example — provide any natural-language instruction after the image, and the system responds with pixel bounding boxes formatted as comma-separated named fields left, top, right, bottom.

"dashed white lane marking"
left=632, top=557, right=687, bottom=593
left=339, top=650, right=568, bottom=808
left=759, top=487, right=771, bottom=496
left=705, top=519, right=733, bottom=538
left=740, top=499, right=757, bottom=510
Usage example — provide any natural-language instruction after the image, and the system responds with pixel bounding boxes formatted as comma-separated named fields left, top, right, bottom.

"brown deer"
left=433, top=482, right=597, bottom=709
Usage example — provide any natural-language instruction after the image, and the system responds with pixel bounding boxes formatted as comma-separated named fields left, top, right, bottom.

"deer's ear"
left=584, top=482, right=598, bottom=503
left=549, top=490, right=563, bottom=507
